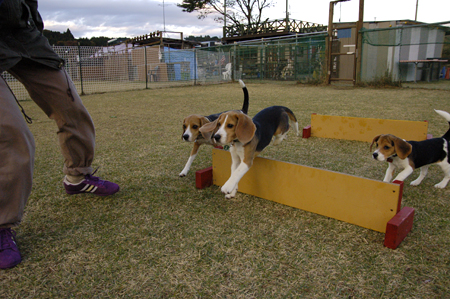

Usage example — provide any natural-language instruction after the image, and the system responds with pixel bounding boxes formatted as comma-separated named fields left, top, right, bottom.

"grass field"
left=1, top=81, right=450, bottom=298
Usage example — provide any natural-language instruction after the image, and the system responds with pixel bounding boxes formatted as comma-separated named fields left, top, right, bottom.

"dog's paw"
left=224, top=187, right=238, bottom=199
left=225, top=193, right=235, bottom=199
left=179, top=168, right=189, bottom=177
left=410, top=180, right=421, bottom=186
left=434, top=182, right=447, bottom=189
left=221, top=181, right=237, bottom=195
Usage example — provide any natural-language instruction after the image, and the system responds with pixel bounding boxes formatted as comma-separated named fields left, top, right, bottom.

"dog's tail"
left=239, top=79, right=249, bottom=114
left=435, top=109, right=450, bottom=141
left=283, top=107, right=300, bottom=136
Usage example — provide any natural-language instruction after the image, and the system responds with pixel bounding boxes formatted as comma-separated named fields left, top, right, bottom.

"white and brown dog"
left=179, top=80, right=249, bottom=177
left=199, top=106, right=299, bottom=198
left=370, top=109, right=450, bottom=188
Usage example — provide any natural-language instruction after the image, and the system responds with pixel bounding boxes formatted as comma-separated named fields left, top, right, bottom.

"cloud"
left=37, top=0, right=450, bottom=39
left=38, top=0, right=223, bottom=38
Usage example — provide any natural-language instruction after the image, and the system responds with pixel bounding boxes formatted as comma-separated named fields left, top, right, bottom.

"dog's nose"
left=182, top=134, right=189, bottom=141
left=372, top=152, right=378, bottom=159
left=214, top=134, right=221, bottom=142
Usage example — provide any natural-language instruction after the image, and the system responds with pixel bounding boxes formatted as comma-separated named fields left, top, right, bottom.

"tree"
left=90, top=37, right=112, bottom=47
left=43, top=29, right=122, bottom=47
left=43, top=28, right=75, bottom=46
left=177, top=0, right=275, bottom=30
left=443, top=35, right=450, bottom=58
left=185, top=35, right=221, bottom=42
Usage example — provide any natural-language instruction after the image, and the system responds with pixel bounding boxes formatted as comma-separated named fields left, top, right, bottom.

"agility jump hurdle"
left=302, top=114, right=429, bottom=142
left=196, top=148, right=415, bottom=249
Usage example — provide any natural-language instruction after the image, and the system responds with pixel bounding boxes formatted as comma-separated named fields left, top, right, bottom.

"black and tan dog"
left=370, top=109, right=450, bottom=188
left=199, top=106, right=299, bottom=198
left=179, top=80, right=249, bottom=177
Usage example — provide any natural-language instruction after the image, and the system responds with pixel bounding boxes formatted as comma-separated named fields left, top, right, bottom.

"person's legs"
left=8, top=60, right=95, bottom=177
left=8, top=60, right=119, bottom=196
left=0, top=75, right=35, bottom=269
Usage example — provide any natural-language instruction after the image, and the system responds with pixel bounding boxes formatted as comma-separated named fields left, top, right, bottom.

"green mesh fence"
left=203, top=33, right=327, bottom=81
left=360, top=22, right=450, bottom=82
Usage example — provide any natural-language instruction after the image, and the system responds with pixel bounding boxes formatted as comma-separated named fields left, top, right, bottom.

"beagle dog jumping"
left=199, top=106, right=299, bottom=198
left=370, top=109, right=450, bottom=188
left=179, top=80, right=249, bottom=177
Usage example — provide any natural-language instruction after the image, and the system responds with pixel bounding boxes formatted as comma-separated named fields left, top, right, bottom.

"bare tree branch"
left=178, top=0, right=275, bottom=28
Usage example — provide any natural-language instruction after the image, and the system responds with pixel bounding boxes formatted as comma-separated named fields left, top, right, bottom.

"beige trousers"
left=0, top=60, right=95, bottom=228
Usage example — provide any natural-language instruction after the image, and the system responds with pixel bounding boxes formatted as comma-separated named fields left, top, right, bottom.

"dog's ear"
left=199, top=118, right=219, bottom=140
left=200, top=116, right=210, bottom=127
left=370, top=135, right=381, bottom=151
left=392, top=136, right=412, bottom=159
left=235, top=113, right=256, bottom=144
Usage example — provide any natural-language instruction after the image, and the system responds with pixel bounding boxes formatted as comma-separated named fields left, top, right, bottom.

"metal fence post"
left=233, top=43, right=236, bottom=80
left=78, top=43, right=84, bottom=95
left=145, top=46, right=148, bottom=89
left=194, top=48, right=197, bottom=86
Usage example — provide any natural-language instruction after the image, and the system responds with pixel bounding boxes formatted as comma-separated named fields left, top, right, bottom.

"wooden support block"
left=384, top=207, right=415, bottom=249
left=302, top=125, right=311, bottom=139
left=195, top=166, right=213, bottom=189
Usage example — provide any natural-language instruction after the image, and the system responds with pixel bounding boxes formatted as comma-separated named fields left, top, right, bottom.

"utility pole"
left=163, top=0, right=166, bottom=32
left=224, top=0, right=227, bottom=27
left=286, top=0, right=289, bottom=31
left=158, top=0, right=167, bottom=34
left=415, top=0, right=419, bottom=21
left=223, top=0, right=227, bottom=38
left=286, top=0, right=289, bottom=21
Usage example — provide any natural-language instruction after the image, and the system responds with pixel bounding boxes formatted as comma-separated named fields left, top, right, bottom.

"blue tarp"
left=163, top=47, right=196, bottom=81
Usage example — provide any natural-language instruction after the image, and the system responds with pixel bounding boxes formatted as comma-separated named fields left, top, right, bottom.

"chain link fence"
left=207, top=33, right=327, bottom=82
left=1, top=45, right=232, bottom=101
left=3, top=24, right=448, bottom=101
left=2, top=34, right=327, bottom=101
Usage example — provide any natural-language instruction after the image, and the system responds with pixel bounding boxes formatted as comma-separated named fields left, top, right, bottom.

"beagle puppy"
left=200, top=106, right=299, bottom=198
left=370, top=109, right=450, bottom=188
left=179, top=80, right=249, bottom=177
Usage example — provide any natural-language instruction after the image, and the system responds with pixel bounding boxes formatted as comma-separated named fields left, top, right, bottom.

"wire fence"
left=1, top=45, right=232, bottom=101
left=216, top=33, right=327, bottom=81
left=2, top=34, right=327, bottom=101
left=6, top=23, right=447, bottom=101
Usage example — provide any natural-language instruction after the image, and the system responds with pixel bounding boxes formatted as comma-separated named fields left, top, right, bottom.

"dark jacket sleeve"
left=0, top=0, right=64, bottom=71
left=25, top=0, right=44, bottom=32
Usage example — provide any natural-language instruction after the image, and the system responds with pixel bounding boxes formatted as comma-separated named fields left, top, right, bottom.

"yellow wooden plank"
left=311, top=114, right=428, bottom=142
left=212, top=148, right=400, bottom=233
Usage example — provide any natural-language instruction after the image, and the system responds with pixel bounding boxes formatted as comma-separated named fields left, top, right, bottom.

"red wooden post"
left=302, top=125, right=311, bottom=139
left=392, top=180, right=404, bottom=213
left=384, top=180, right=414, bottom=249
left=195, top=167, right=213, bottom=189
left=384, top=207, right=415, bottom=249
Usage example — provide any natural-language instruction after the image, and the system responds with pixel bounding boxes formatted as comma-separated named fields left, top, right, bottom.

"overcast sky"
left=37, top=0, right=450, bottom=39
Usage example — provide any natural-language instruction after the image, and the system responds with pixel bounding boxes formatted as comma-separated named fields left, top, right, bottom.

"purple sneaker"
left=0, top=228, right=21, bottom=269
left=64, top=174, right=120, bottom=196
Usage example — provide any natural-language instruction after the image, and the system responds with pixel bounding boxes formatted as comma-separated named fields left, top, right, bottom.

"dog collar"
left=387, top=154, right=397, bottom=163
